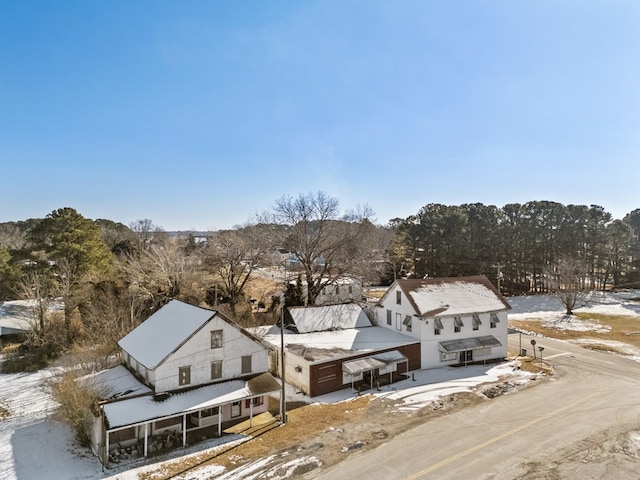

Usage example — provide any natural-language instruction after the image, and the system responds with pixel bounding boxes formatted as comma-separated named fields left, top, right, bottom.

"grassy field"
left=510, top=311, right=640, bottom=355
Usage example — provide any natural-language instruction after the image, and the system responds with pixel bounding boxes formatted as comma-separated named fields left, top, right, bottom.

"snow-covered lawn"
left=2, top=290, right=638, bottom=480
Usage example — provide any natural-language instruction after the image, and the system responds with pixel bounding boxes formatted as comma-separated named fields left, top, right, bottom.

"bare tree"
left=203, top=224, right=274, bottom=316
left=18, top=269, right=55, bottom=333
left=547, top=256, right=591, bottom=315
left=268, top=192, right=374, bottom=305
left=120, top=242, right=198, bottom=312
left=128, top=218, right=163, bottom=251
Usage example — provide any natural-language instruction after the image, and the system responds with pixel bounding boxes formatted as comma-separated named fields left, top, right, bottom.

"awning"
left=342, top=350, right=408, bottom=375
left=438, top=335, right=502, bottom=353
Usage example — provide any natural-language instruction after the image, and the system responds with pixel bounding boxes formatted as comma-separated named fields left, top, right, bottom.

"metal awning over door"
left=438, top=335, right=502, bottom=353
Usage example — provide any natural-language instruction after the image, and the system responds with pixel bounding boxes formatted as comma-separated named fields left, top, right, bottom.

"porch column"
left=218, top=408, right=222, bottom=437
left=249, top=400, right=254, bottom=428
left=105, top=432, right=110, bottom=466
left=182, top=414, right=187, bottom=447
left=144, top=423, right=148, bottom=457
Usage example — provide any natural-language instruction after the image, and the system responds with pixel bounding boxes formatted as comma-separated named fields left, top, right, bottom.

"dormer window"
left=403, top=315, right=412, bottom=332
left=434, top=318, right=443, bottom=335
left=454, top=317, right=463, bottom=333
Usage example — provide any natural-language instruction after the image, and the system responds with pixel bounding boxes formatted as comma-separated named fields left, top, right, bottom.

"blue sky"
left=1, top=1, right=639, bottom=231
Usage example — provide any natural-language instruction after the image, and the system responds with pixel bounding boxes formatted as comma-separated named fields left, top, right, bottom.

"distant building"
left=0, top=300, right=63, bottom=347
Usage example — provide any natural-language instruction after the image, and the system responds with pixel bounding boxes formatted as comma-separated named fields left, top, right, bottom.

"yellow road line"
left=403, top=392, right=600, bottom=480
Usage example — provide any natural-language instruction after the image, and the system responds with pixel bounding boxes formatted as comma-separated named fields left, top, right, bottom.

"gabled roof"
left=383, top=275, right=511, bottom=318
left=288, top=303, right=371, bottom=333
left=117, top=300, right=217, bottom=370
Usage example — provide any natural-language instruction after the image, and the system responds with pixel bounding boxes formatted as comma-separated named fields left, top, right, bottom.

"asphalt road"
left=313, top=333, right=640, bottom=479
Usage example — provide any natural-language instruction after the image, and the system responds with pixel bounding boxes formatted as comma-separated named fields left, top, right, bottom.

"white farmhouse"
left=89, top=300, right=280, bottom=467
left=375, top=276, right=510, bottom=369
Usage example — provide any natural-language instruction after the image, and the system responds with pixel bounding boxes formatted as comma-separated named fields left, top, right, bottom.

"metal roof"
left=118, top=300, right=217, bottom=369
left=342, top=350, right=408, bottom=375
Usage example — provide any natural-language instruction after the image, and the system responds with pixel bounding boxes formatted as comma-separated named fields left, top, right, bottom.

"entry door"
left=231, top=401, right=241, bottom=418
left=460, top=350, right=473, bottom=363
left=395, top=313, right=402, bottom=331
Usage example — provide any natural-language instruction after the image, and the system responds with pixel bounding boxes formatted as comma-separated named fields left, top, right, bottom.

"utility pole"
left=493, top=263, right=504, bottom=294
left=280, top=305, right=287, bottom=424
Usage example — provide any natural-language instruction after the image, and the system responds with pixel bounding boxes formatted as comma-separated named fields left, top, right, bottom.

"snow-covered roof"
left=117, top=300, right=216, bottom=369
left=102, top=373, right=280, bottom=429
left=0, top=299, right=64, bottom=335
left=288, top=303, right=371, bottom=333
left=391, top=276, right=511, bottom=318
left=259, top=326, right=417, bottom=363
left=79, top=365, right=152, bottom=401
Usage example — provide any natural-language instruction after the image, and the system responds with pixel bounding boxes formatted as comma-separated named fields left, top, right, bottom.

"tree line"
left=386, top=201, right=640, bottom=294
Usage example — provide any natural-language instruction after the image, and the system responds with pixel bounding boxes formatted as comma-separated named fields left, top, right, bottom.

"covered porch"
left=100, top=373, right=280, bottom=467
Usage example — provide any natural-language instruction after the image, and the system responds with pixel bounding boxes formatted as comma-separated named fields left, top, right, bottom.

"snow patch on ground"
left=508, top=291, right=640, bottom=333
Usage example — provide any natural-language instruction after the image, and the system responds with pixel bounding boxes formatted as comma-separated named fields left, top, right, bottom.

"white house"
left=375, top=276, right=510, bottom=370
left=313, top=277, right=363, bottom=306
left=0, top=299, right=64, bottom=347
left=89, top=300, right=280, bottom=466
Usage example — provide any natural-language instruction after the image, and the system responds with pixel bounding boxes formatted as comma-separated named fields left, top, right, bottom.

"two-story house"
left=376, top=276, right=510, bottom=369
left=89, top=300, right=280, bottom=466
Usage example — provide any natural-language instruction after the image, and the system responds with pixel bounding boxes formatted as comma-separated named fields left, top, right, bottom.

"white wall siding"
left=153, top=316, right=268, bottom=393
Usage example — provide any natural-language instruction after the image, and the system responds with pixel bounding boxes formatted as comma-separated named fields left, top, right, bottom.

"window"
left=155, top=416, right=181, bottom=429
left=490, top=313, right=500, bottom=328
left=241, top=355, right=252, bottom=374
left=231, top=401, right=241, bottom=418
left=386, top=309, right=392, bottom=326
left=403, top=315, right=412, bottom=332
left=211, top=360, right=222, bottom=380
left=454, top=317, right=463, bottom=333
left=472, top=314, right=481, bottom=331
left=441, top=352, right=457, bottom=362
left=110, top=426, right=136, bottom=443
left=434, top=318, right=443, bottom=335
left=396, top=290, right=402, bottom=305
left=245, top=396, right=264, bottom=408
left=211, top=330, right=223, bottom=349
left=178, top=366, right=191, bottom=386
left=201, top=406, right=219, bottom=417
left=335, top=285, right=340, bottom=294
left=348, top=285, right=353, bottom=294
left=460, top=350, right=473, bottom=363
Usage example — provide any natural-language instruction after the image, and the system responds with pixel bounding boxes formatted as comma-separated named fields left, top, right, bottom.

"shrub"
left=49, top=371, right=103, bottom=447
